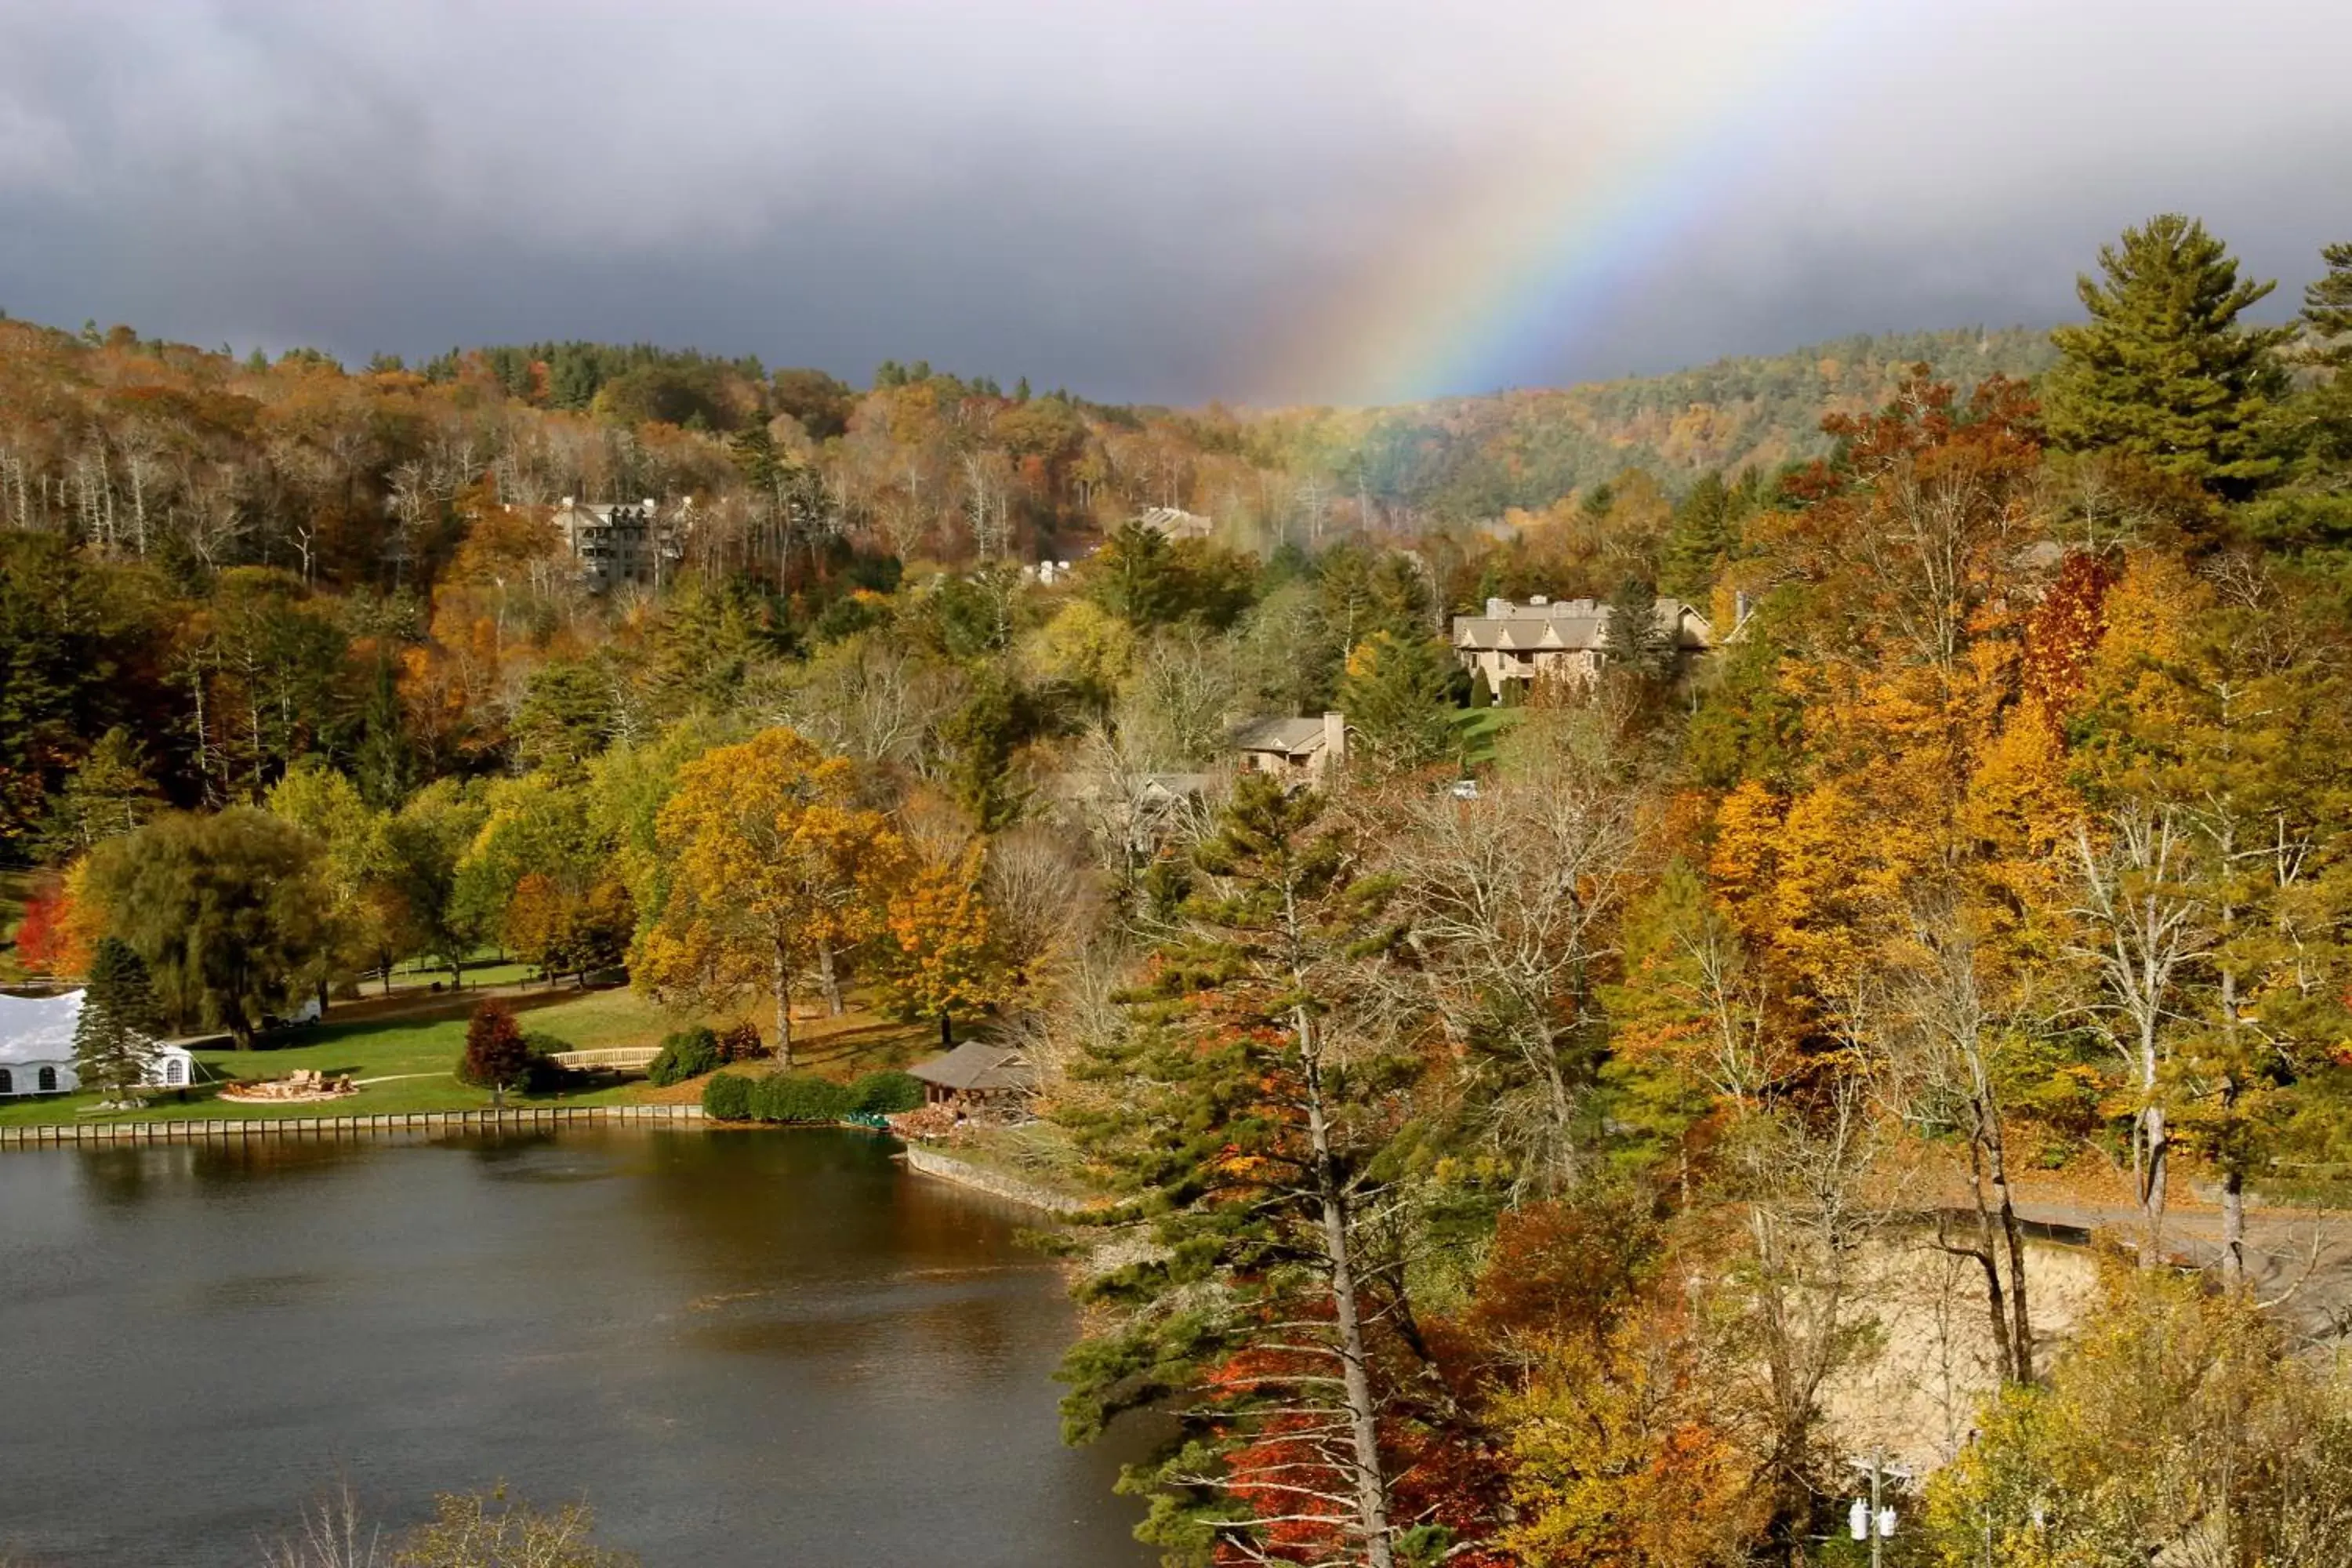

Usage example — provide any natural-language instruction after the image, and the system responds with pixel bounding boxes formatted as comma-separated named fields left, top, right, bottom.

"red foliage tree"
left=459, top=1000, right=533, bottom=1103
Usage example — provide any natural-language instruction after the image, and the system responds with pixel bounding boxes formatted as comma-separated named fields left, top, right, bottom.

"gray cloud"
left=2, top=0, right=2346, bottom=403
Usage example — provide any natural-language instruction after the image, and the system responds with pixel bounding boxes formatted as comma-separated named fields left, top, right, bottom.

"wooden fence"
left=0, top=1103, right=706, bottom=1146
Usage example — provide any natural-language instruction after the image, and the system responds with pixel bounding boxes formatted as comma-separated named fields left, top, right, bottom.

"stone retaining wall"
left=0, top=1103, right=706, bottom=1146
left=899, top=1141, right=1091, bottom=1215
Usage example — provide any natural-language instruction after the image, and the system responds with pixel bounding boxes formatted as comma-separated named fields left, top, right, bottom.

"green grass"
left=0, top=986, right=681, bottom=1125
left=0, top=987, right=952, bottom=1125
left=1450, top=706, right=1522, bottom=768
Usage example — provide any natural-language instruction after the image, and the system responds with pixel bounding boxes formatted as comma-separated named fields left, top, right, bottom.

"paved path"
left=2005, top=1193, right=2352, bottom=1341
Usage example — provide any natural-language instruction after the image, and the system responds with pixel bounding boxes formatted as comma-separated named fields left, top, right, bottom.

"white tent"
left=0, top=990, right=198, bottom=1098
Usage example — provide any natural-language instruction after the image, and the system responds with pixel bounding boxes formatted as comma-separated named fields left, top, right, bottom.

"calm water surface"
left=0, top=1129, right=1152, bottom=1566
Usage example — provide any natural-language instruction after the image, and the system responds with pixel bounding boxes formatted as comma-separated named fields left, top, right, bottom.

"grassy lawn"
left=0, top=986, right=681, bottom=1125
left=0, top=985, right=948, bottom=1125
left=1450, top=706, right=1522, bottom=768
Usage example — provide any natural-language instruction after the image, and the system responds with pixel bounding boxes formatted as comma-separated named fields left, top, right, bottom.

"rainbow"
left=1277, top=0, right=1922, bottom=404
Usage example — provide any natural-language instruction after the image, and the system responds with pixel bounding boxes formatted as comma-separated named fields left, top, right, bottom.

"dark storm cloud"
left=2, top=0, right=2347, bottom=403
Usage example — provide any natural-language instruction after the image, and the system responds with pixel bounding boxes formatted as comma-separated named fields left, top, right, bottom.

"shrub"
left=717, top=1021, right=767, bottom=1063
left=458, top=1000, right=534, bottom=1097
left=702, top=1072, right=754, bottom=1122
left=848, top=1070, right=926, bottom=1115
left=647, top=1026, right=723, bottom=1087
left=748, top=1073, right=852, bottom=1123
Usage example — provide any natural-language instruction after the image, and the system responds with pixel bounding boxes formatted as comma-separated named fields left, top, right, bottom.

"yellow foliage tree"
left=1497, top=1310, right=1765, bottom=1568
left=864, top=840, right=1011, bottom=1042
left=633, top=728, right=895, bottom=1065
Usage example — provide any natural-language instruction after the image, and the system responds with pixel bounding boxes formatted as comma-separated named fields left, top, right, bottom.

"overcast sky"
left=3, top=0, right=2347, bottom=405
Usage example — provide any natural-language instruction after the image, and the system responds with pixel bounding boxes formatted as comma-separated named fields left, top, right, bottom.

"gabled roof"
left=909, top=1040, right=1039, bottom=1094
left=1230, top=717, right=1330, bottom=756
left=1452, top=597, right=1713, bottom=652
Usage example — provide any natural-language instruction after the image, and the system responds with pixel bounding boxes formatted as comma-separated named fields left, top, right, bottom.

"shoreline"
left=898, top=1140, right=1094, bottom=1215
left=0, top=1102, right=706, bottom=1145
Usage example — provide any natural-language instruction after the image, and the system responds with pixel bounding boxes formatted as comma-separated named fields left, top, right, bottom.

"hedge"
left=702, top=1072, right=753, bottom=1121
left=848, top=1070, right=925, bottom=1115
left=749, top=1073, right=853, bottom=1123
left=648, top=1026, right=723, bottom=1087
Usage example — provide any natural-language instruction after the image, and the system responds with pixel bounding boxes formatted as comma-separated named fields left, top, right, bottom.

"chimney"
left=643, top=497, right=657, bottom=510
left=1485, top=596, right=1509, bottom=617
left=1530, top=593, right=1548, bottom=607
left=1322, top=711, right=1347, bottom=768
left=560, top=495, right=575, bottom=509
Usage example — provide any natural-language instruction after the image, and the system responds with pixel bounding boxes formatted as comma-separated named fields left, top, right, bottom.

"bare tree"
left=1382, top=770, right=1646, bottom=1195
left=2070, top=806, right=2212, bottom=1266
left=1875, top=904, right=2036, bottom=1383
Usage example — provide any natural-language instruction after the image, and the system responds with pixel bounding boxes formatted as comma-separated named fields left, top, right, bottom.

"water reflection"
left=0, top=1128, right=1149, bottom=1568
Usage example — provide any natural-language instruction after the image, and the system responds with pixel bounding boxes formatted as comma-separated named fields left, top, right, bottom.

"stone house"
left=552, top=496, right=691, bottom=590
left=1450, top=596, right=1713, bottom=690
left=1229, top=712, right=1348, bottom=784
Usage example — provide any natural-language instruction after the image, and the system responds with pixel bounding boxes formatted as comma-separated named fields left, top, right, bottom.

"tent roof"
left=0, top=990, right=82, bottom=1064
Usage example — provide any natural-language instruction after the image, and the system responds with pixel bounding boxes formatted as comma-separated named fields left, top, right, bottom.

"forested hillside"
left=6, top=219, right=2352, bottom=1566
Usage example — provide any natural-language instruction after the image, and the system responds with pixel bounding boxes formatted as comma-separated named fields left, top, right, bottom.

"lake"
left=0, top=1129, right=1153, bottom=1567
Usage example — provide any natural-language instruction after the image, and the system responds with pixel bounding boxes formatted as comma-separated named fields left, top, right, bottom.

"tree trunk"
left=818, top=944, right=844, bottom=1016
left=2223, top=1167, right=2247, bottom=1294
left=1985, top=1111, right=2034, bottom=1381
left=1960, top=1127, right=2016, bottom=1386
left=1298, top=1011, right=1394, bottom=1568
left=772, top=942, right=795, bottom=1069
left=2140, top=1101, right=2169, bottom=1268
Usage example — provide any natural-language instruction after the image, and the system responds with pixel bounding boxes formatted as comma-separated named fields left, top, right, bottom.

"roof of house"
left=1451, top=597, right=1712, bottom=652
left=907, top=1040, right=1039, bottom=1094
left=1229, top=717, right=1331, bottom=756
left=1134, top=506, right=1213, bottom=539
left=0, top=990, right=81, bottom=1064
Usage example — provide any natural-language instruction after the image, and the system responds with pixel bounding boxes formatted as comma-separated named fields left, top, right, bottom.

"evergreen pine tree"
left=2304, top=240, right=2352, bottom=359
left=1054, top=775, right=1438, bottom=1567
left=731, top=421, right=782, bottom=499
left=1599, top=577, right=1674, bottom=682
left=2045, top=214, right=2294, bottom=497
left=1660, top=471, right=1736, bottom=600
left=353, top=657, right=416, bottom=811
left=2296, top=241, right=2352, bottom=483
left=1338, top=632, right=1457, bottom=771
left=1468, top=666, right=1493, bottom=710
left=74, top=937, right=163, bottom=1105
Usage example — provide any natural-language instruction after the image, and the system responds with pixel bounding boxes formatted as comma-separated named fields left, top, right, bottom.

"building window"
left=0, top=1068, right=12, bottom=1094
left=37, top=1066, right=57, bottom=1093
left=166, top=1058, right=187, bottom=1086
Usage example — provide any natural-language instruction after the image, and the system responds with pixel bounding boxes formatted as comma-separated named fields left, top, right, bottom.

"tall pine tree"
left=1056, top=775, right=1461, bottom=1568
left=2045, top=214, right=2294, bottom=498
left=74, top=937, right=163, bottom=1105
left=2305, top=240, right=2352, bottom=356
left=1659, top=471, right=1735, bottom=601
